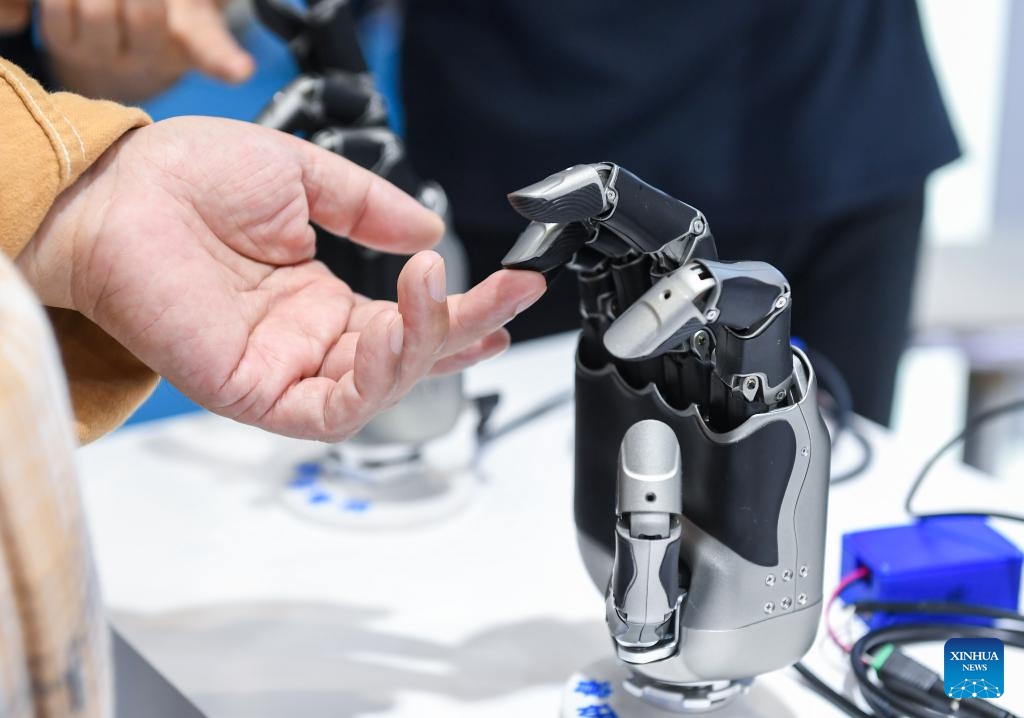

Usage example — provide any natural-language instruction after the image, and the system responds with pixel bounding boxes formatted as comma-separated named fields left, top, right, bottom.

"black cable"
left=791, top=603, right=1024, bottom=717
left=477, top=389, right=572, bottom=446
left=847, top=606, right=1024, bottom=718
left=804, top=345, right=875, bottom=484
left=792, top=662, right=873, bottom=718
left=831, top=426, right=875, bottom=485
left=854, top=601, right=1024, bottom=625
left=807, top=346, right=855, bottom=434
left=904, top=397, right=1024, bottom=525
left=861, top=626, right=1024, bottom=717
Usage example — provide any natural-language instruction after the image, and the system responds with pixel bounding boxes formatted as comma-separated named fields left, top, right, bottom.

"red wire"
left=826, top=565, right=871, bottom=654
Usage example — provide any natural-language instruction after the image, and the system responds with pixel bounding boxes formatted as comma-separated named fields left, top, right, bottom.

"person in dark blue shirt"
left=3, top=0, right=958, bottom=425
left=401, top=0, right=959, bottom=425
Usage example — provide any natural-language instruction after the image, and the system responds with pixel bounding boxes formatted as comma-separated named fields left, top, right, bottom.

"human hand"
left=40, top=0, right=254, bottom=102
left=19, top=117, right=546, bottom=441
left=0, top=0, right=30, bottom=32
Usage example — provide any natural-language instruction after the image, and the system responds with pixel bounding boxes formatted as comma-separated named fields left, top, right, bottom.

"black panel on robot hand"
left=598, top=167, right=704, bottom=256
left=574, top=364, right=795, bottom=567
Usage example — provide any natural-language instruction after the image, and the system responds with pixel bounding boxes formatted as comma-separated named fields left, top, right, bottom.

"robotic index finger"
left=503, top=162, right=713, bottom=276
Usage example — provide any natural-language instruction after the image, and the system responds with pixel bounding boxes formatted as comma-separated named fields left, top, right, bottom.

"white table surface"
left=77, top=332, right=1024, bottom=717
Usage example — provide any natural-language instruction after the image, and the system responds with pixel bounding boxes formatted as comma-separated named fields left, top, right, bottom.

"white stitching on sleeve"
left=0, top=67, right=73, bottom=180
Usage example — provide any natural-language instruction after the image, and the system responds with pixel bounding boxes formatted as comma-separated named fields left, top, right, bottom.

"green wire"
left=870, top=642, right=896, bottom=671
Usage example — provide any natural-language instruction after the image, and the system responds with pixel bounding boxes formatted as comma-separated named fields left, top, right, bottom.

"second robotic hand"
left=311, top=127, right=420, bottom=195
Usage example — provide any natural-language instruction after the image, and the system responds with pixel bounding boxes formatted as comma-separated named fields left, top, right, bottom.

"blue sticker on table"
left=307, top=491, right=330, bottom=504
left=289, top=474, right=318, bottom=489
left=577, top=706, right=618, bottom=717
left=575, top=680, right=613, bottom=699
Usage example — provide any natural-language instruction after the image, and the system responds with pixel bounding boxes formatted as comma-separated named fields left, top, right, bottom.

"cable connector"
left=873, top=646, right=956, bottom=715
left=874, top=645, right=943, bottom=697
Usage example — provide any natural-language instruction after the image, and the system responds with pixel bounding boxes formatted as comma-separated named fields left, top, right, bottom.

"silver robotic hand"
left=504, top=164, right=830, bottom=713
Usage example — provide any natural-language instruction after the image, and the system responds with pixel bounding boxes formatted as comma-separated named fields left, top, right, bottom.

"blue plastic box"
left=840, top=516, right=1022, bottom=628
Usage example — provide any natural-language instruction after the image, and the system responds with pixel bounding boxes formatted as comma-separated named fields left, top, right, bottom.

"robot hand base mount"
left=561, top=658, right=794, bottom=717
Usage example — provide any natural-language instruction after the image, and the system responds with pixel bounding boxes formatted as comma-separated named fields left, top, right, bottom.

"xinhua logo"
left=944, top=638, right=1005, bottom=699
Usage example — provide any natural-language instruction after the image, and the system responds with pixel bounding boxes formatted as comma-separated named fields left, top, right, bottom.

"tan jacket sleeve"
left=0, top=58, right=160, bottom=443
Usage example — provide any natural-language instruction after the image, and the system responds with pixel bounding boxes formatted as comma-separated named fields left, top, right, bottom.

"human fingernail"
left=426, top=259, right=447, bottom=303
left=514, top=286, right=546, bottom=316
left=388, top=316, right=404, bottom=355
left=486, top=343, right=511, bottom=362
left=220, top=53, right=254, bottom=83
left=504, top=287, right=545, bottom=327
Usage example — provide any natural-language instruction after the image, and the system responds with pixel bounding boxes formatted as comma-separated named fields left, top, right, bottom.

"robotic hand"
left=504, top=164, right=830, bottom=713
left=254, top=0, right=465, bottom=294
left=254, top=0, right=468, bottom=450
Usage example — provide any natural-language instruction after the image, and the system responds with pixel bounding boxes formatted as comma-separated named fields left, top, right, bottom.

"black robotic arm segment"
left=310, top=127, right=418, bottom=193
left=253, top=0, right=367, bottom=74
left=598, top=167, right=710, bottom=266
left=255, top=73, right=386, bottom=134
left=252, top=0, right=307, bottom=45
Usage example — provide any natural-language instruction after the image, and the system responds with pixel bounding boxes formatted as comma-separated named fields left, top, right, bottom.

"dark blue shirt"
left=401, top=0, right=959, bottom=233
